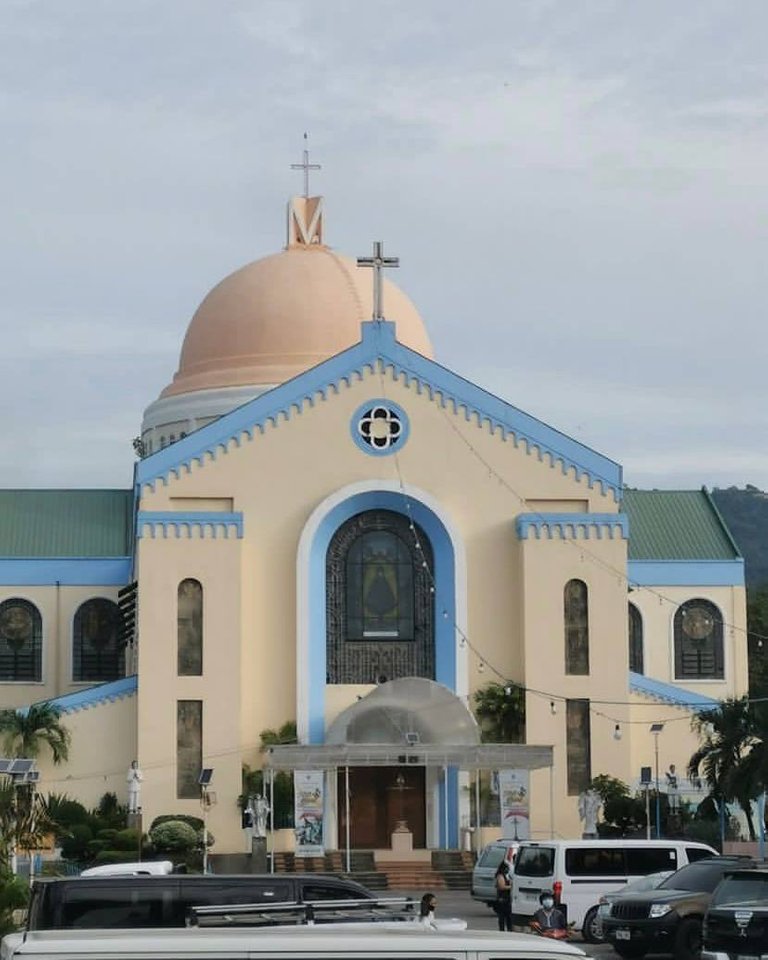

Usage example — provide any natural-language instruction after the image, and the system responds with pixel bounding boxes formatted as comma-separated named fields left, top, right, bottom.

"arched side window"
left=564, top=579, right=589, bottom=675
left=674, top=599, right=724, bottom=679
left=327, top=510, right=435, bottom=684
left=0, top=599, right=42, bottom=682
left=178, top=579, right=203, bottom=676
left=628, top=602, right=644, bottom=674
left=73, top=598, right=124, bottom=682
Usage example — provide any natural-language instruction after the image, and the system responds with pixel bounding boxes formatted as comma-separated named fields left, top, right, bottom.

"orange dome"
left=161, top=245, right=432, bottom=398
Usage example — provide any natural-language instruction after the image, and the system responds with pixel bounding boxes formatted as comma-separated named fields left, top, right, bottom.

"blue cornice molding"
left=137, top=321, right=622, bottom=498
left=628, top=559, right=745, bottom=587
left=25, top=675, right=138, bottom=716
left=0, top=557, right=132, bottom=586
left=630, top=671, right=718, bottom=710
left=137, top=512, right=244, bottom=540
left=516, top=512, right=629, bottom=541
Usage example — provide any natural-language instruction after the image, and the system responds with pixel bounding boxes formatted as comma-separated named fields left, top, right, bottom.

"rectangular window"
left=565, top=847, right=626, bottom=877
left=514, top=845, right=556, bottom=877
left=566, top=699, right=591, bottom=796
left=176, top=700, right=202, bottom=799
left=625, top=847, right=678, bottom=874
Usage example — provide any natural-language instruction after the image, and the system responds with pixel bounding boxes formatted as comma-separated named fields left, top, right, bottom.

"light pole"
left=650, top=724, right=664, bottom=839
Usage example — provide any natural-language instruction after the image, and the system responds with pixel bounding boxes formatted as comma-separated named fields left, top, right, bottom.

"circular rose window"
left=351, top=400, right=410, bottom=456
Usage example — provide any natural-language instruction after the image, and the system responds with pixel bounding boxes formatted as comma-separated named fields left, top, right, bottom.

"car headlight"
left=649, top=904, right=672, bottom=918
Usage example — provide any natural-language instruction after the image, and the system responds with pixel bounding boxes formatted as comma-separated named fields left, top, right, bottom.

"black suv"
left=601, top=856, right=760, bottom=960
left=702, top=866, right=768, bottom=960
left=27, top=873, right=375, bottom=930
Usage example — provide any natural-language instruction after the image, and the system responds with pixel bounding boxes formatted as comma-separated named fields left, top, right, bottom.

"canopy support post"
left=345, top=764, right=351, bottom=874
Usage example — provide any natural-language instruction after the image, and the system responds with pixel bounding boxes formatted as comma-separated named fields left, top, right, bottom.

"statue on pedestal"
left=578, top=788, right=601, bottom=837
left=253, top=794, right=270, bottom=838
left=126, top=760, right=143, bottom=815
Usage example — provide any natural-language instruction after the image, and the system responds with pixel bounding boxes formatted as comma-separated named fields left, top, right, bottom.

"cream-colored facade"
left=0, top=191, right=748, bottom=855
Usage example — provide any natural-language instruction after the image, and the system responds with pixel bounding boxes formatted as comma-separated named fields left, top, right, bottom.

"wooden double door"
left=337, top=766, right=426, bottom=849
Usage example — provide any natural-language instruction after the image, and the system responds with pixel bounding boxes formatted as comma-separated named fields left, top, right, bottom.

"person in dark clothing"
left=494, top=861, right=513, bottom=932
left=531, top=890, right=568, bottom=938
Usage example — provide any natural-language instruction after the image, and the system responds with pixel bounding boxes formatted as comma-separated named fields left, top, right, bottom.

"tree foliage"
left=472, top=683, right=526, bottom=743
left=0, top=704, right=70, bottom=765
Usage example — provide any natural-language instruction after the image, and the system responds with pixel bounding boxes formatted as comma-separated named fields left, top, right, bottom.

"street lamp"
left=650, top=724, right=664, bottom=838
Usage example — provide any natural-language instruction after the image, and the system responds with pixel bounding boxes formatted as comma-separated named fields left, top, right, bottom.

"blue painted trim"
left=629, top=671, right=718, bottom=709
left=137, top=321, right=622, bottom=498
left=0, top=558, right=132, bottom=586
left=308, top=490, right=457, bottom=748
left=349, top=398, right=410, bottom=457
left=628, top=559, right=745, bottom=587
left=24, top=675, right=138, bottom=715
left=516, top=513, right=628, bottom=540
left=137, top=512, right=244, bottom=539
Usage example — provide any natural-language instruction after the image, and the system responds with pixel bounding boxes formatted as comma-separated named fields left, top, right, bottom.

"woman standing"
left=494, top=861, right=513, bottom=931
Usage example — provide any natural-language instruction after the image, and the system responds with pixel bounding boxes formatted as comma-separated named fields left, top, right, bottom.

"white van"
left=1, top=927, right=588, bottom=960
left=511, top=838, right=717, bottom=936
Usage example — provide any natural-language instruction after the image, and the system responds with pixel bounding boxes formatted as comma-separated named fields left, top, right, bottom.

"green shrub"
left=150, top=814, right=204, bottom=833
left=59, top=823, right=93, bottom=861
left=149, top=820, right=198, bottom=853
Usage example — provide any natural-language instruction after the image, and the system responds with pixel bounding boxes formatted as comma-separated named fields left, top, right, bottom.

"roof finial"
left=357, top=241, right=400, bottom=320
left=290, top=133, right=321, bottom=199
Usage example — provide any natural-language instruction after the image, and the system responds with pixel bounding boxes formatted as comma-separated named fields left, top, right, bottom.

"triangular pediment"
left=137, top=322, right=622, bottom=497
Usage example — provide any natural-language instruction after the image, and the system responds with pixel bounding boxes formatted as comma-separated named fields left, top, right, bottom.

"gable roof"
left=630, top=671, right=718, bottom=710
left=623, top=489, right=741, bottom=561
left=0, top=490, right=133, bottom=557
left=30, top=675, right=137, bottom=715
left=137, top=321, right=622, bottom=497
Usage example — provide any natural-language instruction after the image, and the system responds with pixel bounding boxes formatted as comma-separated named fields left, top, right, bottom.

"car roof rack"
left=187, top=897, right=417, bottom=928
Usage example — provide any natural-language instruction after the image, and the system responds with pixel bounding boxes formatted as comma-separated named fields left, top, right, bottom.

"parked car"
left=471, top=840, right=519, bottom=907
left=702, top=865, right=768, bottom=960
left=601, top=856, right=761, bottom=960
left=27, top=874, right=376, bottom=930
left=588, top=870, right=673, bottom=944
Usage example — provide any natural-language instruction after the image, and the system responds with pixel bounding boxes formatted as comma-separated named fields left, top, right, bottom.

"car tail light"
left=553, top=881, right=562, bottom=904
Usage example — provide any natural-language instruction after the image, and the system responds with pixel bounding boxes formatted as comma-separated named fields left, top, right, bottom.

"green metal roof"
left=0, top=490, right=133, bottom=557
left=623, top=489, right=741, bottom=561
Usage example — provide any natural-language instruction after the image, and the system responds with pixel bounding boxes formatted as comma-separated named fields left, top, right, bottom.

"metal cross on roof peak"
left=290, top=134, right=321, bottom=199
left=357, top=241, right=399, bottom=320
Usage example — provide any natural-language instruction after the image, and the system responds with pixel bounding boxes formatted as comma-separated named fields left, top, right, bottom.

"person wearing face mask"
left=530, top=890, right=568, bottom=939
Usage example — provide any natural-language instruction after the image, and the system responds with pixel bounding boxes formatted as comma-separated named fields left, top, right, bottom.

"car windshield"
left=658, top=861, right=733, bottom=893
left=711, top=876, right=768, bottom=907
left=624, top=871, right=673, bottom=895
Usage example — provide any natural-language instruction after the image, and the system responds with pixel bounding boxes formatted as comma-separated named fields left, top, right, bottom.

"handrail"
left=187, top=897, right=416, bottom=928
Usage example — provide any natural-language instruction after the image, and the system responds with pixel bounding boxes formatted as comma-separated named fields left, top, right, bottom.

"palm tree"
left=473, top=682, right=526, bottom=743
left=688, top=697, right=757, bottom=840
left=0, top=703, right=70, bottom=765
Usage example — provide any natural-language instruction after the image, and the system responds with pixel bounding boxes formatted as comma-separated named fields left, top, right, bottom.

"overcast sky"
left=1, top=0, right=766, bottom=492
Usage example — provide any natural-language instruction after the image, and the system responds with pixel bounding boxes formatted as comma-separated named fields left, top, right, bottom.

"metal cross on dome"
left=290, top=134, right=321, bottom=198
left=357, top=241, right=399, bottom=320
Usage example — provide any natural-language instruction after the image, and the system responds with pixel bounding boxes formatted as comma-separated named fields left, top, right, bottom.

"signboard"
left=294, top=770, right=324, bottom=857
left=498, top=768, right=530, bottom=840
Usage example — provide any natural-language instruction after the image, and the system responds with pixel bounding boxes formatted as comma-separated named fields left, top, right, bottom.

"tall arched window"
left=628, top=602, right=644, bottom=674
left=73, top=598, right=124, bottom=682
left=178, top=579, right=203, bottom=676
left=327, top=510, right=434, bottom=683
left=674, top=599, right=724, bottom=679
left=0, top=599, right=42, bottom=682
left=564, top=579, right=589, bottom=675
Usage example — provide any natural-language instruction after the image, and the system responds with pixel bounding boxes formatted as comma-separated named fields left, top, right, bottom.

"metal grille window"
left=628, top=602, right=644, bottom=674
left=177, top=579, right=203, bottom=676
left=326, top=510, right=435, bottom=684
left=674, top=599, right=724, bottom=679
left=566, top=698, right=591, bottom=796
left=177, top=699, right=202, bottom=799
left=72, top=598, right=124, bottom=682
left=564, top=579, right=590, bottom=675
left=0, top=598, right=42, bottom=682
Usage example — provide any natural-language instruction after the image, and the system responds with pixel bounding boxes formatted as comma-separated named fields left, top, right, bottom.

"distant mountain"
left=711, top=486, right=768, bottom=588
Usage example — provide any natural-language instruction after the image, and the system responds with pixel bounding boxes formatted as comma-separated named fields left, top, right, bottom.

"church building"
left=0, top=174, right=748, bottom=856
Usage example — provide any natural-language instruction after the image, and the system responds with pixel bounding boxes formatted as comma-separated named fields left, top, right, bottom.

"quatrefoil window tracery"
left=358, top=405, right=402, bottom=450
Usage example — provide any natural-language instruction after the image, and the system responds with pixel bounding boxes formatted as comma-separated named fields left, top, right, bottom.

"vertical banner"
left=294, top=770, right=325, bottom=857
left=498, top=769, right=530, bottom=840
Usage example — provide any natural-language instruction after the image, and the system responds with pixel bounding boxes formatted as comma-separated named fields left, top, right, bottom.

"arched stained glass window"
left=327, top=510, right=434, bottom=684
left=564, top=579, right=589, bottom=675
left=0, top=599, right=42, bottom=682
left=73, top=598, right=124, bottom=682
left=674, top=599, right=724, bottom=679
left=628, top=602, right=644, bottom=674
left=178, top=579, right=203, bottom=676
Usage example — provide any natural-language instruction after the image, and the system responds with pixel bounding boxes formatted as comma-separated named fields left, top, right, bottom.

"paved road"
left=391, top=889, right=635, bottom=960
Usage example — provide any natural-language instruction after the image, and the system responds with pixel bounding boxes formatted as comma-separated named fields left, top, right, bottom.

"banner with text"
left=498, top=768, right=530, bottom=840
left=294, top=770, right=325, bottom=857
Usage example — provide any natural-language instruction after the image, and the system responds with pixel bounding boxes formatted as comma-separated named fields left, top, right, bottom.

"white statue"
left=666, top=764, right=680, bottom=813
left=126, top=760, right=143, bottom=814
left=242, top=799, right=255, bottom=851
left=578, top=789, right=601, bottom=837
left=253, top=794, right=270, bottom=838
